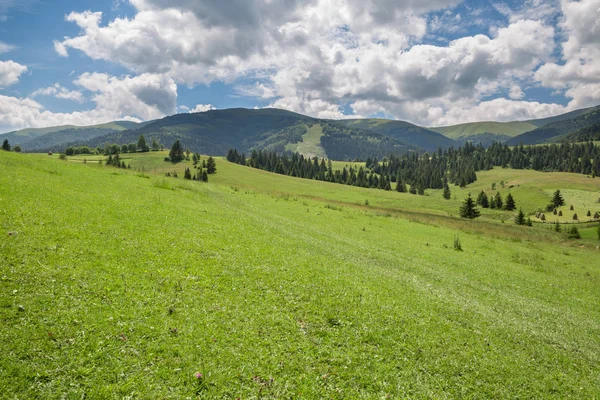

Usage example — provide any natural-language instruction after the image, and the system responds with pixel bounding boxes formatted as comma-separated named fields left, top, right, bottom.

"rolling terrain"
left=3, top=104, right=600, bottom=158
left=1, top=150, right=599, bottom=398
left=507, top=106, right=600, bottom=145
left=0, top=121, right=149, bottom=151
left=430, top=121, right=537, bottom=145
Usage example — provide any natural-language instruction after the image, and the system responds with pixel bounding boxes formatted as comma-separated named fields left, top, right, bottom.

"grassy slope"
left=285, top=124, right=326, bottom=158
left=508, top=107, right=600, bottom=145
left=430, top=121, right=537, bottom=139
left=1, top=152, right=600, bottom=398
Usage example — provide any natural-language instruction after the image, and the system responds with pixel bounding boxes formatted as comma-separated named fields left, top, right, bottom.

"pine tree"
left=494, top=191, right=503, bottom=210
left=396, top=176, right=407, bottom=193
left=476, top=190, right=489, bottom=208
left=184, top=168, right=192, bottom=180
left=169, top=140, right=185, bottom=163
left=2, top=139, right=11, bottom=151
left=554, top=221, right=561, bottom=232
left=552, top=189, right=565, bottom=208
left=201, top=170, right=208, bottom=182
left=151, top=138, right=160, bottom=151
left=514, top=208, right=526, bottom=225
left=442, top=182, right=451, bottom=200
left=504, top=193, right=516, bottom=211
left=459, top=194, right=480, bottom=219
left=137, top=135, right=149, bottom=152
left=206, top=156, right=217, bottom=174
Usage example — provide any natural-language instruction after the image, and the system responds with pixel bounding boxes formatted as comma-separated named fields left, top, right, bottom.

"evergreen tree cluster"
left=238, top=149, right=402, bottom=191
left=226, top=139, right=600, bottom=195
left=105, top=154, right=130, bottom=169
left=183, top=167, right=208, bottom=182
left=486, top=141, right=600, bottom=176
left=366, top=143, right=479, bottom=192
left=226, top=149, right=247, bottom=165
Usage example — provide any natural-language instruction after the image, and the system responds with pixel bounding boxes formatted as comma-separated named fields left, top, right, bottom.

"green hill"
left=507, top=106, right=600, bottom=145
left=1, top=150, right=599, bottom=397
left=76, top=109, right=416, bottom=160
left=430, top=121, right=537, bottom=143
left=525, top=105, right=600, bottom=127
left=0, top=120, right=148, bottom=150
left=339, top=118, right=455, bottom=151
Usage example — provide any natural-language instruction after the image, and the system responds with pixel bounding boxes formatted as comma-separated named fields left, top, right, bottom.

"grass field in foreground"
left=1, top=151, right=599, bottom=398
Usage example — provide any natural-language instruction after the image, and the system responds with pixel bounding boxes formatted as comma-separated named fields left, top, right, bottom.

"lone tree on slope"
left=552, top=189, right=565, bottom=208
left=169, top=140, right=185, bottom=163
left=515, top=208, right=526, bottom=225
left=459, top=193, right=481, bottom=219
left=2, top=139, right=11, bottom=151
left=206, top=156, right=217, bottom=174
left=504, top=193, right=516, bottom=211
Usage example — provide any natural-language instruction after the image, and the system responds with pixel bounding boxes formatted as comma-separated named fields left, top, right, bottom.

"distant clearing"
left=285, top=123, right=326, bottom=158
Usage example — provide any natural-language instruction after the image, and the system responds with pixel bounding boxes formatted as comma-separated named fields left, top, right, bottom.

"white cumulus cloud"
left=189, top=104, right=216, bottom=113
left=0, top=60, right=27, bottom=87
left=0, top=72, right=177, bottom=132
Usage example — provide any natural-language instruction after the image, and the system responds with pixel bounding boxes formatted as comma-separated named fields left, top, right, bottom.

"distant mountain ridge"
left=2, top=104, right=599, bottom=159
left=432, top=105, right=600, bottom=145
left=0, top=121, right=150, bottom=151
left=507, top=105, right=600, bottom=145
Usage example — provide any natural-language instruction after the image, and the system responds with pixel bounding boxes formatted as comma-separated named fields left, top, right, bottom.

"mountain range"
left=1, top=104, right=599, bottom=160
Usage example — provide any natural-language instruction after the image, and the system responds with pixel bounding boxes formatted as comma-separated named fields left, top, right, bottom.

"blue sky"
left=0, top=0, right=599, bottom=132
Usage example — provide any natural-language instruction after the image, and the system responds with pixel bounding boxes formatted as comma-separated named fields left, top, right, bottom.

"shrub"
left=58, top=154, right=67, bottom=160
left=453, top=235, right=462, bottom=251
left=554, top=221, right=561, bottom=232
left=568, top=226, right=580, bottom=239
left=559, top=210, right=563, bottom=217
left=569, top=205, right=574, bottom=210
left=573, top=213, right=578, bottom=221
left=587, top=210, right=591, bottom=217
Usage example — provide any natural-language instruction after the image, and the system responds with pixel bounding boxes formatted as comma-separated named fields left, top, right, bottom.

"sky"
left=0, top=0, right=599, bottom=132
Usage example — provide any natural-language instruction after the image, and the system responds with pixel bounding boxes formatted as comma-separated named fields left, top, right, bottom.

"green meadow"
left=1, top=151, right=599, bottom=398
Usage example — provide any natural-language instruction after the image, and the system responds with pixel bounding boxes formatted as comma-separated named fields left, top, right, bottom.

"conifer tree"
left=504, top=193, right=516, bottom=211
left=442, top=182, right=451, bottom=200
left=459, top=194, right=480, bottom=219
left=206, top=156, right=217, bottom=174
left=184, top=168, right=192, bottom=180
left=552, top=189, right=565, bottom=208
left=137, top=135, right=149, bottom=152
left=396, top=176, right=407, bottom=193
left=476, top=190, right=489, bottom=208
left=169, top=140, right=185, bottom=163
left=2, top=139, right=11, bottom=151
left=201, top=170, right=208, bottom=182
left=554, top=221, right=561, bottom=232
left=514, top=208, right=526, bottom=225
left=494, top=191, right=503, bottom=210
left=151, top=138, right=160, bottom=151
